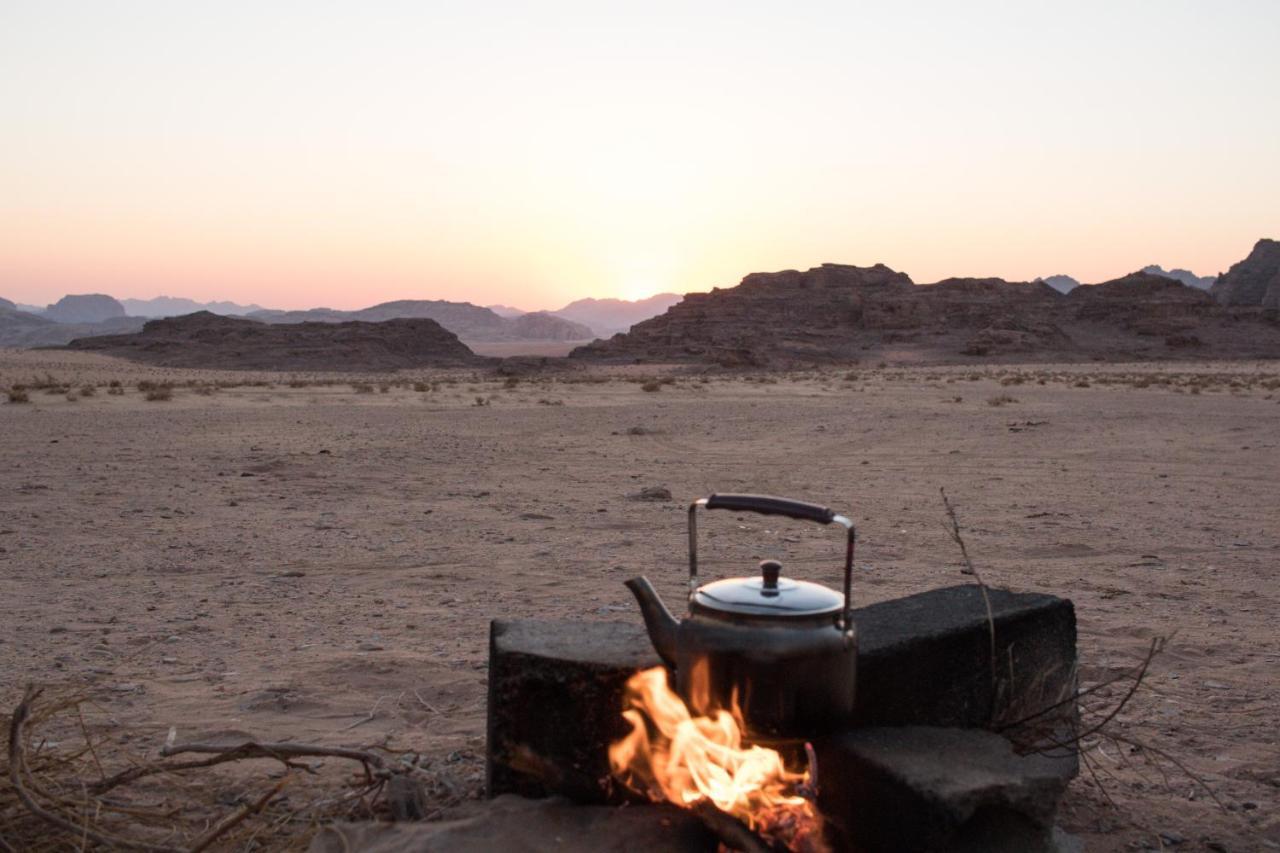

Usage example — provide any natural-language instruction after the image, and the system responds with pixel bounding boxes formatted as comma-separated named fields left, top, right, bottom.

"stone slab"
left=309, top=795, right=713, bottom=853
left=814, top=727, right=1077, bottom=853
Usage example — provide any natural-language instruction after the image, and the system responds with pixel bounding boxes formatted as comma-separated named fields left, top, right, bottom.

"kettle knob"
left=760, top=559, right=782, bottom=592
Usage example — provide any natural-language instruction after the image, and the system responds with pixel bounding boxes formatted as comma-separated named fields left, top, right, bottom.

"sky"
left=3, top=1, right=1279, bottom=311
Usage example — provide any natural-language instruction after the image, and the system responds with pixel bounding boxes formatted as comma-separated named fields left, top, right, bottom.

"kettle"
left=625, top=493, right=856, bottom=736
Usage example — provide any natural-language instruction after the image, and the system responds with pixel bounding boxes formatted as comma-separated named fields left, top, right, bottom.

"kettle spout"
left=624, top=576, right=679, bottom=668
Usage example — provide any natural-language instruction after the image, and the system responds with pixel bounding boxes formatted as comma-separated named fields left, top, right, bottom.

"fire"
left=609, top=666, right=826, bottom=851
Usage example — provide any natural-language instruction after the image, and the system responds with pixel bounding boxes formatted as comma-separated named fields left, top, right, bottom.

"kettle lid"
left=692, top=560, right=844, bottom=618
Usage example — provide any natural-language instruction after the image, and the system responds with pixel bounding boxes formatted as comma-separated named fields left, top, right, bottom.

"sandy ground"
left=1, top=348, right=1278, bottom=851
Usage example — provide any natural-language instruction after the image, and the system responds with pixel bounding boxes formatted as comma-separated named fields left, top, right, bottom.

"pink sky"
left=3, top=3, right=1277, bottom=311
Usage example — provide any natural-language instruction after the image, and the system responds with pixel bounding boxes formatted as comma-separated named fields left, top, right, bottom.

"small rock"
left=628, top=486, right=673, bottom=502
left=519, top=512, right=554, bottom=520
left=625, top=426, right=649, bottom=435
left=358, top=641, right=385, bottom=652
left=49, top=625, right=68, bottom=634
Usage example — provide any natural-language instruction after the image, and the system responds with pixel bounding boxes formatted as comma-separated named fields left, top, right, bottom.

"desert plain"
left=1, top=348, right=1277, bottom=851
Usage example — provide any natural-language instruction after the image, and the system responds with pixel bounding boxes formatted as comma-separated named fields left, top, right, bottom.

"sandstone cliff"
left=572, top=262, right=1280, bottom=366
left=1212, top=239, right=1280, bottom=309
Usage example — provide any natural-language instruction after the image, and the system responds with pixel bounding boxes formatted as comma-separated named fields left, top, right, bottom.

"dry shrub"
left=144, top=385, right=173, bottom=402
left=986, top=394, right=1017, bottom=407
left=537, top=398, right=563, bottom=406
left=351, top=382, right=374, bottom=394
left=379, top=384, right=391, bottom=394
left=640, top=380, right=662, bottom=392
left=78, top=385, right=95, bottom=397
left=1074, top=379, right=1091, bottom=388
left=412, top=382, right=430, bottom=392
left=6, top=387, right=30, bottom=404
left=1, top=684, right=482, bottom=852
left=193, top=384, right=218, bottom=396
left=503, top=376, right=519, bottom=389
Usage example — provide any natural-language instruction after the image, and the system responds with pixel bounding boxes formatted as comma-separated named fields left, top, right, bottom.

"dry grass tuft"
left=986, top=394, right=1017, bottom=407
left=139, top=382, right=174, bottom=402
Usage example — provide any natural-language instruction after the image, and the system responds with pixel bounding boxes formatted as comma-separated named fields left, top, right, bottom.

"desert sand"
left=1, top=348, right=1277, bottom=850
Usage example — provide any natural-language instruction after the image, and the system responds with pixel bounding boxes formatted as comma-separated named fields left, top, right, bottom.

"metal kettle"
left=625, top=493, right=857, bottom=736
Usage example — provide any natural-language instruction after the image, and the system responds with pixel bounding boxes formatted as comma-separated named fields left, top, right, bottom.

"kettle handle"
left=688, top=493, right=856, bottom=635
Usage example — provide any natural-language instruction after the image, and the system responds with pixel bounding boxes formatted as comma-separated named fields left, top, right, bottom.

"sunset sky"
left=3, top=1, right=1278, bottom=311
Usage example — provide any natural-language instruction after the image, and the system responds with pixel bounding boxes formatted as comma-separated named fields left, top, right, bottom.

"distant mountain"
left=1035, top=275, right=1080, bottom=294
left=250, top=300, right=594, bottom=342
left=15, top=303, right=45, bottom=314
left=44, top=294, right=125, bottom=324
left=1211, top=239, right=1280, bottom=308
left=67, top=312, right=481, bottom=370
left=1141, top=265, right=1215, bottom=290
left=552, top=293, right=683, bottom=337
left=120, top=296, right=265, bottom=317
left=0, top=297, right=14, bottom=311
left=486, top=304, right=526, bottom=318
left=0, top=308, right=145, bottom=348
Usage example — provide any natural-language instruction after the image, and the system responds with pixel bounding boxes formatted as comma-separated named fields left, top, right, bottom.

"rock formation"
left=1036, top=275, right=1080, bottom=294
left=0, top=296, right=15, bottom=311
left=44, top=294, right=126, bottom=324
left=573, top=260, right=1280, bottom=366
left=1141, top=265, right=1215, bottom=290
left=249, top=300, right=593, bottom=342
left=1212, top=239, right=1280, bottom=308
left=120, top=296, right=265, bottom=317
left=66, top=312, right=482, bottom=370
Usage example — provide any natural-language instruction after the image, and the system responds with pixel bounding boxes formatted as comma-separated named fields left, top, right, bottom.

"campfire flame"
left=609, top=666, right=826, bottom=851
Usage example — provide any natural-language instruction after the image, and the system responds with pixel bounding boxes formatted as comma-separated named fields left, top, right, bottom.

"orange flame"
left=609, top=666, right=826, bottom=851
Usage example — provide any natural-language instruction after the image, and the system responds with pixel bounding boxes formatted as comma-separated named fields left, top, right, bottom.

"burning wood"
left=608, top=667, right=827, bottom=852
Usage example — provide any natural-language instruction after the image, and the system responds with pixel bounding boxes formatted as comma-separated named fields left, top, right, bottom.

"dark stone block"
left=853, top=585, right=1077, bottom=730
left=309, top=795, right=714, bottom=853
left=485, top=620, right=659, bottom=802
left=486, top=586, right=1076, bottom=802
left=814, top=727, right=1078, bottom=853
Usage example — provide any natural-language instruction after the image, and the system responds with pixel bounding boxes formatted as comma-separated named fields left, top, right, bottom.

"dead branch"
left=940, top=488, right=997, bottom=699
left=160, top=739, right=386, bottom=772
left=188, top=775, right=290, bottom=853
left=7, top=686, right=183, bottom=853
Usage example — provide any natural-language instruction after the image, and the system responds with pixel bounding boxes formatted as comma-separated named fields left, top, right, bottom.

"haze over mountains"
left=4, top=240, right=1277, bottom=363
left=0, top=291, right=679, bottom=348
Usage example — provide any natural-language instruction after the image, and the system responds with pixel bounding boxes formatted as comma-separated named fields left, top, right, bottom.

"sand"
left=1, top=348, right=1277, bottom=850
